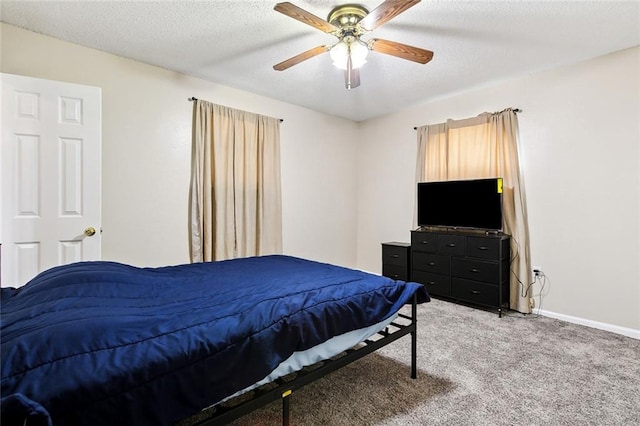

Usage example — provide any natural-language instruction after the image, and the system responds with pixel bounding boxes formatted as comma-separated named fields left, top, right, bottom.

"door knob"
left=84, top=227, right=96, bottom=237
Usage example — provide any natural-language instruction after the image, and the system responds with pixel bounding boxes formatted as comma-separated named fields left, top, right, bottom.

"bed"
left=1, top=255, right=429, bottom=426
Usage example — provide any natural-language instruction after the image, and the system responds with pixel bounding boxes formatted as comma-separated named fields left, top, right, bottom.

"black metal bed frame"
left=190, top=293, right=419, bottom=426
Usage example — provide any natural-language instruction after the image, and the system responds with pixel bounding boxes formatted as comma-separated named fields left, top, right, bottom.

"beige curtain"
left=415, top=109, right=532, bottom=313
left=190, top=100, right=282, bottom=262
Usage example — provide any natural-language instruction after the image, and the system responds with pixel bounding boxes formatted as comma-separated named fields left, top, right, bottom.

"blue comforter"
left=1, top=255, right=428, bottom=425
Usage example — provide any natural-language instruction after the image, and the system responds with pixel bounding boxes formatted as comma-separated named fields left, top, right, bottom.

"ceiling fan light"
left=350, top=41, right=369, bottom=68
left=330, top=40, right=369, bottom=70
left=330, top=41, right=349, bottom=69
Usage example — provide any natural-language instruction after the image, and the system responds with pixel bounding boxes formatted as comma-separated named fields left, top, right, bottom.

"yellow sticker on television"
left=497, top=178, right=503, bottom=193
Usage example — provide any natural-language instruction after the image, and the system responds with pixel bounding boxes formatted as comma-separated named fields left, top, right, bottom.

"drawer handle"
left=470, top=268, right=481, bottom=273
left=469, top=290, right=481, bottom=295
left=428, top=262, right=436, bottom=266
left=393, top=274, right=399, bottom=278
left=447, top=243, right=456, bottom=247
left=427, top=281, right=436, bottom=285
left=478, top=246, right=489, bottom=251
left=421, top=241, right=430, bottom=245
left=392, top=254, right=399, bottom=258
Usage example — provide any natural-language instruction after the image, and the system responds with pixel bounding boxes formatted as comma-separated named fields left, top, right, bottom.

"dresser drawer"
left=452, top=278, right=499, bottom=307
left=382, top=244, right=409, bottom=266
left=412, top=252, right=450, bottom=275
left=412, top=270, right=451, bottom=296
left=437, top=234, right=465, bottom=256
left=466, top=236, right=504, bottom=260
left=382, top=264, right=408, bottom=281
left=452, top=258, right=500, bottom=284
left=411, top=232, right=437, bottom=253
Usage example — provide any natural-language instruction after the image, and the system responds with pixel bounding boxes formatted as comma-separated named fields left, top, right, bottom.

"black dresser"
left=410, top=230, right=510, bottom=316
left=381, top=242, right=411, bottom=281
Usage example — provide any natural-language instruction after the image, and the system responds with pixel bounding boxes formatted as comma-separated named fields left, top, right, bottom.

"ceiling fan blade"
left=358, top=0, right=421, bottom=32
left=344, top=55, right=361, bottom=90
left=273, top=45, right=329, bottom=71
left=274, top=2, right=340, bottom=34
left=370, top=38, right=433, bottom=64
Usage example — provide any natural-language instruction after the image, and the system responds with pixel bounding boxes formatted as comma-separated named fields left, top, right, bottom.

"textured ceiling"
left=1, top=0, right=639, bottom=122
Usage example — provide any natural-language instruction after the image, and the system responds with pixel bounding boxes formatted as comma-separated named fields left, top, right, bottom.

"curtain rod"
left=413, top=108, right=521, bottom=130
left=189, top=97, right=284, bottom=122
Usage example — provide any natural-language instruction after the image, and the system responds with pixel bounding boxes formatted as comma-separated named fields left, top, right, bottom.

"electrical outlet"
left=529, top=298, right=535, bottom=310
left=533, top=266, right=542, bottom=277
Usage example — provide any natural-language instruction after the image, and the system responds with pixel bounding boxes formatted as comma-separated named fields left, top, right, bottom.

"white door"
left=1, top=73, right=102, bottom=287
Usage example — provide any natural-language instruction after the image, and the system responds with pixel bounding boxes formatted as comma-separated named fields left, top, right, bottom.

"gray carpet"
left=228, top=298, right=640, bottom=426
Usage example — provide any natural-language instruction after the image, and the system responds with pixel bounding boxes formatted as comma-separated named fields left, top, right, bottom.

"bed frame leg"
left=282, top=390, right=291, bottom=426
left=411, top=292, right=417, bottom=379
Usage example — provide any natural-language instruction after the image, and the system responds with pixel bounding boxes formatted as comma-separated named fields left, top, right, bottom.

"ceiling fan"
left=273, top=0, right=434, bottom=90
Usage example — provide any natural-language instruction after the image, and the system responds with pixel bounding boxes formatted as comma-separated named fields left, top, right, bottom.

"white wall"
left=0, top=23, right=359, bottom=269
left=357, top=47, right=640, bottom=331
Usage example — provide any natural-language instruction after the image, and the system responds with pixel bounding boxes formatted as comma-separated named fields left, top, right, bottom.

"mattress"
left=1, top=255, right=429, bottom=425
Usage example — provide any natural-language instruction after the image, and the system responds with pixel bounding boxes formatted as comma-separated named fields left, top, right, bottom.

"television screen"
left=417, top=178, right=503, bottom=231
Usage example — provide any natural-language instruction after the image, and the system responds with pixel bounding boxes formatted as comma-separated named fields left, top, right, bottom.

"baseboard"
left=537, top=309, right=640, bottom=340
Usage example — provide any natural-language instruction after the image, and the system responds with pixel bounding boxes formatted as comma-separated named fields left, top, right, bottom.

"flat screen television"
left=417, top=178, right=503, bottom=231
